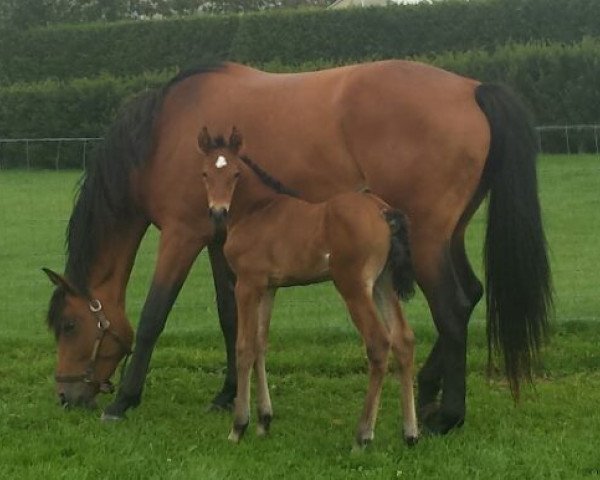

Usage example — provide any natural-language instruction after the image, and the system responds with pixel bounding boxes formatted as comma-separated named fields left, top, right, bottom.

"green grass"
left=0, top=155, right=599, bottom=479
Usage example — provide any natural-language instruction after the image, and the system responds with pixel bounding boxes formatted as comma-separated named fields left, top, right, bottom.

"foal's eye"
left=62, top=320, right=76, bottom=335
left=202, top=172, right=208, bottom=178
left=234, top=172, right=241, bottom=178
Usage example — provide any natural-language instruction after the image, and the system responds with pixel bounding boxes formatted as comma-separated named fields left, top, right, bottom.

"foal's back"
left=224, top=191, right=393, bottom=288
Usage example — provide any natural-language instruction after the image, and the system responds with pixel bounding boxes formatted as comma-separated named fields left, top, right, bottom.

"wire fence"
left=537, top=124, right=600, bottom=156
left=0, top=124, right=598, bottom=170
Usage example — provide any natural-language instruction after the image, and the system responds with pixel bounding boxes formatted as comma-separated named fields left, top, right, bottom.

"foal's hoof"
left=351, top=440, right=372, bottom=455
left=256, top=413, right=272, bottom=437
left=228, top=422, right=248, bottom=443
left=404, top=435, right=419, bottom=447
left=352, top=433, right=373, bottom=453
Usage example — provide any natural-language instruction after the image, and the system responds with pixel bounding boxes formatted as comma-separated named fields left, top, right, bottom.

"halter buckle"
left=89, top=299, right=102, bottom=313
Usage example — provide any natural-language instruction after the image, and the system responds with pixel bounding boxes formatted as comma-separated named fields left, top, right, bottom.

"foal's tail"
left=384, top=210, right=415, bottom=301
left=475, top=83, right=552, bottom=398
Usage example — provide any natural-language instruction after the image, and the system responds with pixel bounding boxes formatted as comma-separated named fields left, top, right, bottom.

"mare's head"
left=44, top=268, right=133, bottom=409
left=197, top=126, right=243, bottom=224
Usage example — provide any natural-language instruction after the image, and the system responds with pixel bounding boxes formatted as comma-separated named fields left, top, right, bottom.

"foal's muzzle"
left=209, top=206, right=229, bottom=224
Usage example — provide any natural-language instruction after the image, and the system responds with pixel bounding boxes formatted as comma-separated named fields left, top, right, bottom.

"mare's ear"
left=229, top=126, right=243, bottom=154
left=42, top=268, right=76, bottom=295
left=198, top=126, right=213, bottom=155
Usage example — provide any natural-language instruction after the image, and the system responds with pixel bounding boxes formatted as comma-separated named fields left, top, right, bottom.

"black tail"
left=475, top=83, right=552, bottom=398
left=384, top=210, right=415, bottom=301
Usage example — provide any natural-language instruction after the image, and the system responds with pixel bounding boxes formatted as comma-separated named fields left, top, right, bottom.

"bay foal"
left=198, top=127, right=418, bottom=447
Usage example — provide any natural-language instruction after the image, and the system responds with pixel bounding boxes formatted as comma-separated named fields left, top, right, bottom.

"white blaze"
left=215, top=155, right=228, bottom=168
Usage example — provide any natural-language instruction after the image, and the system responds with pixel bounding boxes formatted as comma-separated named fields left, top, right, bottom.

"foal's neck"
left=228, top=169, right=291, bottom=225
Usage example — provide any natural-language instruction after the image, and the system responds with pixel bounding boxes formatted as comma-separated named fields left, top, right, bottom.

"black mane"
left=239, top=155, right=299, bottom=197
left=61, top=64, right=223, bottom=296
left=47, top=288, right=67, bottom=337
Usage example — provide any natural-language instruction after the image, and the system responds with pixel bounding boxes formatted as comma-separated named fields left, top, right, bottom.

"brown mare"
left=197, top=127, right=417, bottom=446
left=44, top=60, right=551, bottom=434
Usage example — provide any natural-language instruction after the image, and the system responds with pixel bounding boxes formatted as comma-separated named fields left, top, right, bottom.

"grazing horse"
left=44, top=60, right=551, bottom=434
left=198, top=127, right=417, bottom=446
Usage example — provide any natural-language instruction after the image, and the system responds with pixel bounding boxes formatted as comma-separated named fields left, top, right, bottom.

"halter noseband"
left=54, top=299, right=132, bottom=392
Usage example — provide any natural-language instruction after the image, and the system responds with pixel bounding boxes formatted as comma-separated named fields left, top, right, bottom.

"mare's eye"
left=62, top=319, right=76, bottom=335
left=234, top=172, right=241, bottom=178
left=202, top=172, right=208, bottom=178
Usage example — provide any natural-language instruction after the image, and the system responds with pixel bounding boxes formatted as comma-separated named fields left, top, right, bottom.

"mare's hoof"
left=205, top=400, right=234, bottom=413
left=422, top=409, right=464, bottom=435
left=417, top=402, right=439, bottom=423
left=404, top=435, right=419, bottom=447
left=101, top=412, right=125, bottom=422
left=209, top=389, right=235, bottom=412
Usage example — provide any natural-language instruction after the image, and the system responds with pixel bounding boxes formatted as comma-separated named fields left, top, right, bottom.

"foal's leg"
left=374, top=279, right=418, bottom=445
left=228, top=279, right=263, bottom=443
left=335, top=280, right=391, bottom=448
left=255, top=289, right=276, bottom=436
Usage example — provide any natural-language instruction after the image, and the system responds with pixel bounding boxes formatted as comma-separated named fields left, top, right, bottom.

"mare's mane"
left=239, top=155, right=300, bottom=198
left=207, top=133, right=300, bottom=197
left=47, top=64, right=222, bottom=332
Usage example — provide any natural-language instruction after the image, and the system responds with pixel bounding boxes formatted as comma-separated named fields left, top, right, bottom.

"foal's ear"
left=229, top=127, right=243, bottom=154
left=198, top=126, right=213, bottom=155
left=42, top=268, right=76, bottom=295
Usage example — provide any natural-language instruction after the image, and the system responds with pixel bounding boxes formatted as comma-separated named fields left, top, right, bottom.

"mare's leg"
left=103, top=227, right=206, bottom=419
left=335, top=277, right=390, bottom=448
left=416, top=230, right=482, bottom=427
left=255, top=289, right=275, bottom=436
left=415, top=241, right=474, bottom=435
left=228, top=279, right=263, bottom=443
left=207, top=241, right=238, bottom=410
left=451, top=230, right=483, bottom=313
left=374, top=279, right=418, bottom=445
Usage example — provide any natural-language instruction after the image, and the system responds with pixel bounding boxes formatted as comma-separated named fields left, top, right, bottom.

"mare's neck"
left=86, top=216, right=148, bottom=307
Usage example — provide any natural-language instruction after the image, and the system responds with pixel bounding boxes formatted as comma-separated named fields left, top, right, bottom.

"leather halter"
left=54, top=299, right=132, bottom=391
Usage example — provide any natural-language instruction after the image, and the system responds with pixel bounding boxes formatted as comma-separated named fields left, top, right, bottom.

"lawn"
left=0, top=155, right=598, bottom=479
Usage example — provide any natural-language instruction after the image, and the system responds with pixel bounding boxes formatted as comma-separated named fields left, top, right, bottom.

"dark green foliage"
left=1, top=0, right=600, bottom=85
left=2, top=39, right=599, bottom=167
left=0, top=72, right=172, bottom=138
left=1, top=0, right=599, bottom=165
left=0, top=16, right=236, bottom=85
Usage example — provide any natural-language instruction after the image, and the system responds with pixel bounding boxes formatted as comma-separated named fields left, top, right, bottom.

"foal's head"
left=197, top=126, right=243, bottom=223
left=44, top=269, right=133, bottom=409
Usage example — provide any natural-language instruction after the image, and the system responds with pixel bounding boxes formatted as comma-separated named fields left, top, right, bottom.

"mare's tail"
left=475, top=83, right=552, bottom=398
left=384, top=210, right=415, bottom=301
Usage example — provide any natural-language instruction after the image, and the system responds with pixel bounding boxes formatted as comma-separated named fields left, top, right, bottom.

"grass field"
left=0, top=155, right=599, bottom=479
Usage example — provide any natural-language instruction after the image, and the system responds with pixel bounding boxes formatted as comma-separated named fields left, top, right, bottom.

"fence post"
left=55, top=140, right=62, bottom=170
left=564, top=126, right=571, bottom=155
left=82, top=139, right=87, bottom=169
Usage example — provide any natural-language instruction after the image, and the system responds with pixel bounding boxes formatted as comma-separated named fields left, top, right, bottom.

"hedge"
left=1, top=0, right=600, bottom=85
left=1, top=38, right=598, bottom=167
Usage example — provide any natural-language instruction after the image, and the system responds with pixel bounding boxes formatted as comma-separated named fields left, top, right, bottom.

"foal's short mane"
left=60, top=64, right=223, bottom=299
